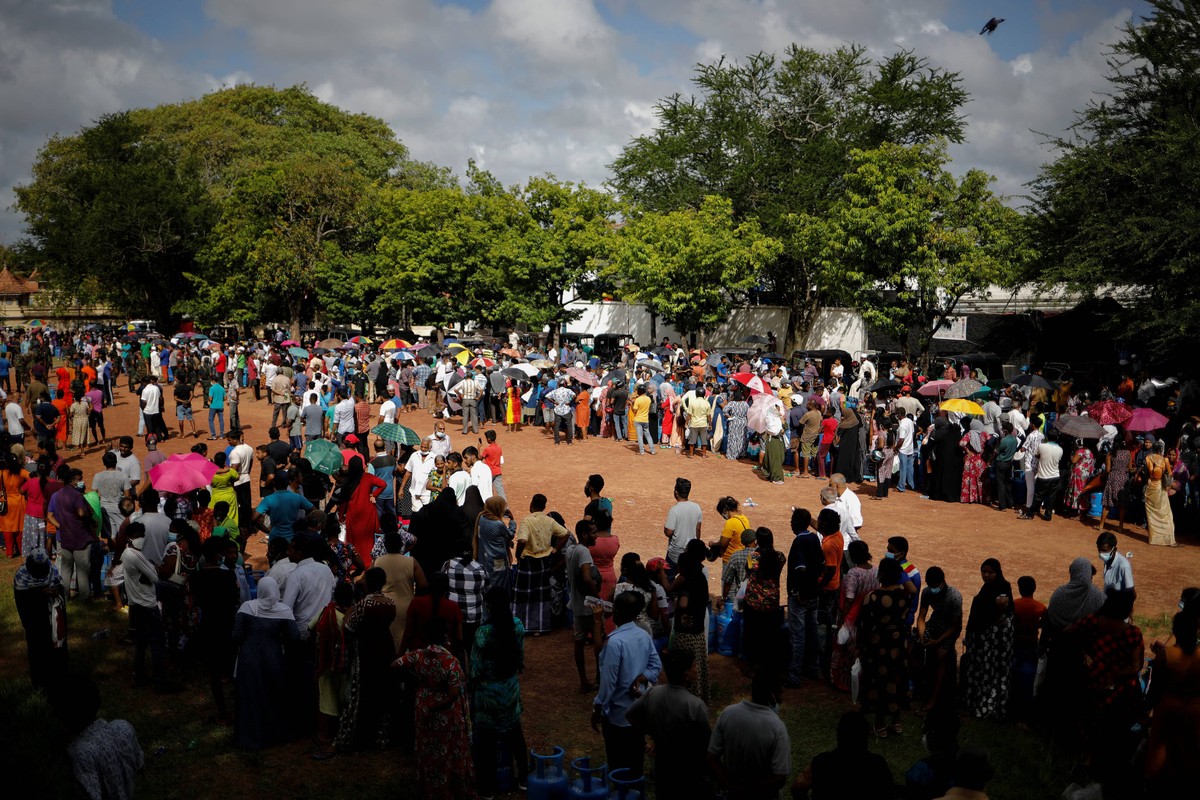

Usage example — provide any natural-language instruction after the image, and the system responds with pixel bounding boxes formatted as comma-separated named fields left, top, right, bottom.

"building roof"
left=0, top=267, right=39, bottom=296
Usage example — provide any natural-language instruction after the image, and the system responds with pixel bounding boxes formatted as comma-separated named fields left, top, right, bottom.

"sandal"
left=874, top=725, right=889, bottom=739
left=890, top=723, right=903, bottom=735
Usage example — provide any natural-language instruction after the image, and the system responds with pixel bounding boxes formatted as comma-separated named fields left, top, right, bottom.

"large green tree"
left=15, top=85, right=406, bottom=333
left=13, top=112, right=212, bottom=326
left=611, top=196, right=781, bottom=344
left=1029, top=0, right=1200, bottom=364
left=825, top=142, right=1032, bottom=368
left=609, top=46, right=967, bottom=350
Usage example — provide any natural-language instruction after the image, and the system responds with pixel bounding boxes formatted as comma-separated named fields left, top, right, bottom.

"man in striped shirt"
left=453, top=369, right=481, bottom=434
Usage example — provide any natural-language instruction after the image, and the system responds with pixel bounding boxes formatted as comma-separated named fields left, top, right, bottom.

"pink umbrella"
left=1125, top=407, right=1169, bottom=432
left=566, top=367, right=598, bottom=387
left=918, top=379, right=953, bottom=397
left=166, top=452, right=218, bottom=479
left=149, top=460, right=216, bottom=495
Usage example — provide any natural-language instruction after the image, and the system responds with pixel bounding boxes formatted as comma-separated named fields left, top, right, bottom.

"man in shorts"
left=797, top=399, right=823, bottom=478
left=174, top=373, right=197, bottom=439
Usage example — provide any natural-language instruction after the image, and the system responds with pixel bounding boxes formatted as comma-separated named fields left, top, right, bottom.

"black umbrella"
left=1011, top=373, right=1053, bottom=390
left=415, top=345, right=441, bottom=359
left=868, top=379, right=902, bottom=393
left=742, top=335, right=770, bottom=344
left=759, top=352, right=787, bottom=361
left=651, top=347, right=673, bottom=357
left=1055, top=414, right=1104, bottom=440
left=502, top=367, right=528, bottom=381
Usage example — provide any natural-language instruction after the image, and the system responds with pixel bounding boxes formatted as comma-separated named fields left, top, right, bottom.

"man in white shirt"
left=429, top=421, right=452, bottom=458
left=139, top=375, right=166, bottom=440
left=463, top=446, right=493, bottom=502
left=446, top=452, right=472, bottom=505
left=402, top=438, right=438, bottom=511
left=663, top=477, right=703, bottom=572
left=828, top=473, right=862, bottom=532
left=1007, top=405, right=1028, bottom=436
left=332, top=389, right=356, bottom=446
left=282, top=535, right=336, bottom=636
left=819, top=486, right=860, bottom=549
left=227, top=429, right=255, bottom=539
left=1022, top=427, right=1063, bottom=521
left=895, top=412, right=916, bottom=492
left=4, top=397, right=29, bottom=447
left=111, top=436, right=142, bottom=494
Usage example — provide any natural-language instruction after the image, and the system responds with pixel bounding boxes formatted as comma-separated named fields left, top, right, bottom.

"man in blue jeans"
left=896, top=410, right=916, bottom=491
left=785, top=507, right=823, bottom=686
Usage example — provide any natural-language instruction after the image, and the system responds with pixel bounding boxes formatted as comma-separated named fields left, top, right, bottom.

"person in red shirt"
left=54, top=364, right=74, bottom=404
left=1011, top=575, right=1046, bottom=721
left=480, top=429, right=504, bottom=499
left=213, top=346, right=227, bottom=385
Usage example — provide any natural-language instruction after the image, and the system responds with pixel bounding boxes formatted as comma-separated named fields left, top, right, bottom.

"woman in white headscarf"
left=231, top=576, right=297, bottom=749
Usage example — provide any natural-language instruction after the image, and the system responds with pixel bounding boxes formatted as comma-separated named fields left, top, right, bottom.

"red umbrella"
left=1085, top=400, right=1133, bottom=426
left=732, top=373, right=769, bottom=394
left=1126, top=407, right=1169, bottom=432
left=469, top=357, right=496, bottom=369
left=566, top=367, right=599, bottom=387
left=918, top=379, right=953, bottom=397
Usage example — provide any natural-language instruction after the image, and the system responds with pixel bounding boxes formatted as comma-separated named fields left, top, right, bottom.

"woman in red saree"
left=335, top=455, right=386, bottom=565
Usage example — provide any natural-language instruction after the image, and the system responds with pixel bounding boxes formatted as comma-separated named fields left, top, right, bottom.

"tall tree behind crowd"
left=609, top=46, right=968, bottom=351
left=15, top=85, right=405, bottom=336
left=1030, top=0, right=1200, bottom=368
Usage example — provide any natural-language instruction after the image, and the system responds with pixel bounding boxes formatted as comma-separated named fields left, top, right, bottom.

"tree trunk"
left=786, top=292, right=820, bottom=354
left=288, top=299, right=303, bottom=343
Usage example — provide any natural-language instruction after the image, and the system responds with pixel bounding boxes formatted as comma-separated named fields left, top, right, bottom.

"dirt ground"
left=4, top=380, right=1194, bottom=798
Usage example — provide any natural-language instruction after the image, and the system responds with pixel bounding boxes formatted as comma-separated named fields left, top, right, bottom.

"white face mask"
left=435, top=432, right=446, bottom=439
left=129, top=538, right=144, bottom=551
left=1100, top=550, right=1115, bottom=563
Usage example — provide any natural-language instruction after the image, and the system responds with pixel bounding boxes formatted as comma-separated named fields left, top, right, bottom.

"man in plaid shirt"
left=444, top=554, right=489, bottom=649
left=412, top=359, right=433, bottom=411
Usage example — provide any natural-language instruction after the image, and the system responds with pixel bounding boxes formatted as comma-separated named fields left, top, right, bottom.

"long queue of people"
left=7, top=329, right=1200, bottom=799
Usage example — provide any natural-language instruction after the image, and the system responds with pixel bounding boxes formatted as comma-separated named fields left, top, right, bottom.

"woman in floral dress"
left=1100, top=432, right=1134, bottom=531
left=1067, top=442, right=1097, bottom=512
left=723, top=388, right=750, bottom=461
left=396, top=616, right=474, bottom=800
left=857, top=557, right=911, bottom=736
left=961, top=558, right=1014, bottom=719
left=959, top=420, right=991, bottom=504
left=336, top=567, right=396, bottom=751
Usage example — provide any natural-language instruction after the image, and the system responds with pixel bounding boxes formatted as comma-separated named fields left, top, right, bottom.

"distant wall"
left=560, top=301, right=866, bottom=353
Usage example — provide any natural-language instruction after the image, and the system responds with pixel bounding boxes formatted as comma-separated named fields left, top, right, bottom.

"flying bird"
left=979, top=17, right=1005, bottom=35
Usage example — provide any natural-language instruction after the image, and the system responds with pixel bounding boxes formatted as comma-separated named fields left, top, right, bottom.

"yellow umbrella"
left=453, top=347, right=472, bottom=365
left=940, top=398, right=984, bottom=415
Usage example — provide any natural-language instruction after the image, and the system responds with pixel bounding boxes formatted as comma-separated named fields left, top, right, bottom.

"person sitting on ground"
left=58, top=677, right=144, bottom=800
left=936, top=747, right=995, bottom=800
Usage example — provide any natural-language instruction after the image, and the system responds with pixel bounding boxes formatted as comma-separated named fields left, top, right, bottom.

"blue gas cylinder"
left=608, top=767, right=645, bottom=800
left=569, top=756, right=608, bottom=799
left=715, top=601, right=736, bottom=656
left=721, top=608, right=744, bottom=658
left=528, top=746, right=569, bottom=800
left=1087, top=492, right=1104, bottom=518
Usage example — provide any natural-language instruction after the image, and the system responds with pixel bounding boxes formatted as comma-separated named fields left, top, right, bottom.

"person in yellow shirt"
left=632, top=384, right=656, bottom=455
left=711, top=496, right=751, bottom=562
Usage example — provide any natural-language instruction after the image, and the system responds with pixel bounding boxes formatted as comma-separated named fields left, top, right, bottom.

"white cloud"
left=0, top=0, right=1138, bottom=241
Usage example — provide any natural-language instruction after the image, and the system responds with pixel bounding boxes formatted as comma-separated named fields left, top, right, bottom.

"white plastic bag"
left=836, top=624, right=851, bottom=646
left=850, top=658, right=862, bottom=704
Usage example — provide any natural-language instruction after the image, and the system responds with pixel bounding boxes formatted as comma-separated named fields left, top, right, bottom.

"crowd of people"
left=5, top=326, right=1199, bottom=799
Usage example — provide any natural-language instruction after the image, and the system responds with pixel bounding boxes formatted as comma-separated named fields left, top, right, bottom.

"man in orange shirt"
left=80, top=358, right=97, bottom=394
left=816, top=507, right=845, bottom=681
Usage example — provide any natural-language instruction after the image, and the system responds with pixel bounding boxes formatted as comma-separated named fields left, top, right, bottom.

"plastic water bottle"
left=743, top=497, right=757, bottom=508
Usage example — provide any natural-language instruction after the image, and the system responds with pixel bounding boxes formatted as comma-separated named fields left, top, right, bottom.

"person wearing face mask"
left=429, top=422, right=451, bottom=459
left=1096, top=531, right=1135, bottom=599
left=46, top=467, right=97, bottom=601
left=707, top=669, right=791, bottom=799
left=914, top=566, right=962, bottom=714
left=903, top=706, right=961, bottom=800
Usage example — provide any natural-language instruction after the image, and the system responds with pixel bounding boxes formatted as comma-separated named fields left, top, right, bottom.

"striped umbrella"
left=469, top=356, right=495, bottom=369
left=380, top=338, right=412, bottom=350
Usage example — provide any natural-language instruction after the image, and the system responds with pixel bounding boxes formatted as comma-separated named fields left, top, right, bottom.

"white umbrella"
left=747, top=393, right=784, bottom=434
left=509, top=363, right=540, bottom=378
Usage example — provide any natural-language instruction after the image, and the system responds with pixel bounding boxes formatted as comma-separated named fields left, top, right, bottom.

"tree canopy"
left=1029, top=0, right=1200, bottom=364
left=609, top=45, right=968, bottom=349
left=825, top=142, right=1032, bottom=367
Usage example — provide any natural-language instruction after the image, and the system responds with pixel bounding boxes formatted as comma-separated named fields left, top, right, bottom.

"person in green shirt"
left=207, top=381, right=226, bottom=439
left=993, top=422, right=1020, bottom=511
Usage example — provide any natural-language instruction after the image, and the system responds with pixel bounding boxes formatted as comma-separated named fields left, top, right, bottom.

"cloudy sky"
left=0, top=0, right=1147, bottom=242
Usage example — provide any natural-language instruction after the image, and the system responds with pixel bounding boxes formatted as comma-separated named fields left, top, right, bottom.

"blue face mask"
left=928, top=586, right=943, bottom=595
left=884, top=552, right=897, bottom=559
left=167, top=533, right=178, bottom=543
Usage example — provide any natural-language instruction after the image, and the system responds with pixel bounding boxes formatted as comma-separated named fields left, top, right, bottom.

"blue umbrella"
left=288, top=347, right=309, bottom=359
left=392, top=350, right=415, bottom=361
